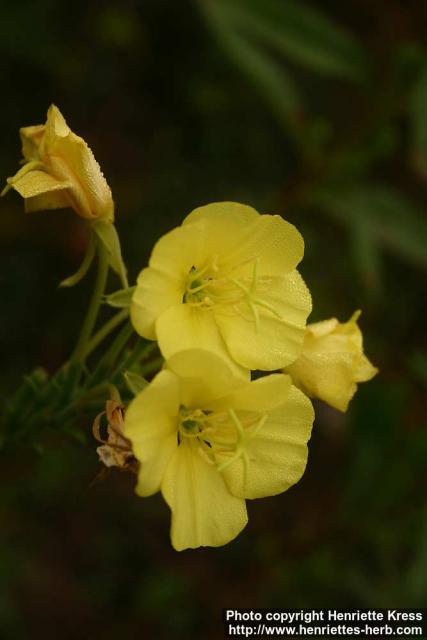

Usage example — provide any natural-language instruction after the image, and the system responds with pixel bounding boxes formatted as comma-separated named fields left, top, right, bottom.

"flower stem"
left=83, top=321, right=134, bottom=389
left=72, top=241, right=109, bottom=363
left=138, top=356, right=164, bottom=378
left=83, top=308, right=129, bottom=359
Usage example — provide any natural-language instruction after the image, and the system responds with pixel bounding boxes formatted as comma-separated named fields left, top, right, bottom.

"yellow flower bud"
left=286, top=311, right=378, bottom=412
left=2, top=105, right=114, bottom=222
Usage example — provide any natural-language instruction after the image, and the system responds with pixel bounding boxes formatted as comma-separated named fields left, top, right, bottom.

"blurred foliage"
left=0, top=0, right=426, bottom=638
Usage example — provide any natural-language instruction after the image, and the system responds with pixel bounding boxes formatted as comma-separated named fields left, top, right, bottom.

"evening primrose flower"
left=2, top=104, right=114, bottom=222
left=124, top=349, right=314, bottom=551
left=286, top=311, right=378, bottom=412
left=131, top=202, right=312, bottom=372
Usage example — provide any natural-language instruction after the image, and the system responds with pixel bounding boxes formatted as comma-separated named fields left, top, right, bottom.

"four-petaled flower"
left=131, top=202, right=312, bottom=373
left=2, top=104, right=114, bottom=222
left=124, top=349, right=314, bottom=550
left=286, top=311, right=378, bottom=412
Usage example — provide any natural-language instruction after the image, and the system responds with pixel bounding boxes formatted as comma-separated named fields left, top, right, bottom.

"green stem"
left=84, top=321, right=134, bottom=389
left=83, top=309, right=129, bottom=359
left=138, top=356, right=164, bottom=378
left=119, top=339, right=156, bottom=372
left=71, top=242, right=109, bottom=363
left=109, top=339, right=156, bottom=384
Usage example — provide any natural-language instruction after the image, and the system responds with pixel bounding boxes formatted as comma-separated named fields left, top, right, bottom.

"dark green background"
left=0, top=1, right=426, bottom=638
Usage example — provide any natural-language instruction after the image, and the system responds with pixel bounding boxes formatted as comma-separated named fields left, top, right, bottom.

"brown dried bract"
left=93, top=400, right=138, bottom=473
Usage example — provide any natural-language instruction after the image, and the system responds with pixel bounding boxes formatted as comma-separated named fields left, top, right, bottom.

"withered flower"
left=93, top=400, right=138, bottom=473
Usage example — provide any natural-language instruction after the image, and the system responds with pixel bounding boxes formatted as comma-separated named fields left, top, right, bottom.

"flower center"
left=178, top=407, right=209, bottom=440
left=178, top=404, right=267, bottom=485
left=182, top=256, right=282, bottom=332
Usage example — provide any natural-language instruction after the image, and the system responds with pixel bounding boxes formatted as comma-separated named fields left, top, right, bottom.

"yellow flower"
left=124, top=349, right=314, bottom=551
left=286, top=311, right=378, bottom=412
left=2, top=104, right=114, bottom=222
left=131, top=202, right=312, bottom=372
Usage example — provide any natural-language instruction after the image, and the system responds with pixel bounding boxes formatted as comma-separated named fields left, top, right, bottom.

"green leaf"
left=408, top=351, right=427, bottom=387
left=350, top=218, right=382, bottom=293
left=124, top=371, right=148, bottom=396
left=409, top=65, right=427, bottom=176
left=206, top=0, right=368, bottom=81
left=104, top=286, right=135, bottom=309
left=311, top=183, right=427, bottom=269
left=59, top=233, right=95, bottom=288
left=91, top=220, right=128, bottom=287
left=201, top=0, right=301, bottom=125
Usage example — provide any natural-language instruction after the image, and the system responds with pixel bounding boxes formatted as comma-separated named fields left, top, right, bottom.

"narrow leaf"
left=202, top=0, right=301, bottom=123
left=59, top=233, right=95, bottom=288
left=124, top=371, right=148, bottom=396
left=104, top=286, right=135, bottom=309
left=92, top=220, right=128, bottom=288
left=210, top=0, right=368, bottom=81
left=312, top=183, right=427, bottom=268
left=409, top=65, right=427, bottom=176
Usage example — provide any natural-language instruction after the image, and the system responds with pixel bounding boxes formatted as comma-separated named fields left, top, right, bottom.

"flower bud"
left=286, top=311, right=378, bottom=412
left=3, top=104, right=114, bottom=222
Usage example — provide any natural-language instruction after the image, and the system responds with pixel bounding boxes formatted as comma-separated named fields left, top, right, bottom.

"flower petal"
left=184, top=202, right=305, bottom=275
left=156, top=304, right=249, bottom=380
left=183, top=201, right=259, bottom=225
left=9, top=170, right=69, bottom=200
left=45, top=104, right=70, bottom=140
left=287, top=311, right=378, bottom=412
left=162, top=440, right=248, bottom=550
left=215, top=270, right=312, bottom=370
left=210, top=373, right=291, bottom=413
left=20, top=124, right=45, bottom=161
left=219, top=385, right=314, bottom=499
left=131, top=267, right=184, bottom=340
left=166, top=348, right=249, bottom=407
left=49, top=134, right=113, bottom=220
left=355, top=354, right=378, bottom=382
left=124, top=370, right=180, bottom=496
left=148, top=223, right=208, bottom=279
left=45, top=106, right=114, bottom=221
left=24, top=190, right=71, bottom=213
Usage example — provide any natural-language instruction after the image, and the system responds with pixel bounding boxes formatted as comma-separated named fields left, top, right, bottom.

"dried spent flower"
left=93, top=400, right=138, bottom=472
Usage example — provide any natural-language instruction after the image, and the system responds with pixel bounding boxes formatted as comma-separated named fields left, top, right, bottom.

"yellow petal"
left=210, top=373, right=291, bottom=413
left=24, top=191, right=71, bottom=213
left=148, top=222, right=208, bottom=279
left=219, top=385, right=314, bottom=499
left=184, top=202, right=305, bottom=275
left=166, top=348, right=249, bottom=407
left=44, top=105, right=114, bottom=221
left=45, top=104, right=70, bottom=140
left=287, top=312, right=378, bottom=412
left=49, top=134, right=113, bottom=220
left=215, top=270, right=312, bottom=370
left=162, top=439, right=248, bottom=550
left=156, top=303, right=249, bottom=380
left=10, top=170, right=69, bottom=199
left=131, top=267, right=184, bottom=340
left=20, top=124, right=45, bottom=161
left=306, top=317, right=338, bottom=339
left=151, top=203, right=304, bottom=281
left=124, top=370, right=180, bottom=496
left=183, top=201, right=259, bottom=226
left=355, top=354, right=378, bottom=382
